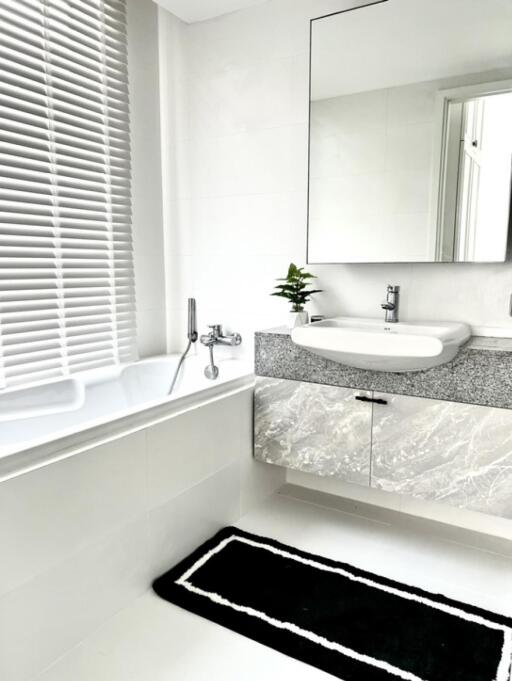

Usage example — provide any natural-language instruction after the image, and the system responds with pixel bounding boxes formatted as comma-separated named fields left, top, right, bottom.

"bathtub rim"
left=0, top=370, right=255, bottom=483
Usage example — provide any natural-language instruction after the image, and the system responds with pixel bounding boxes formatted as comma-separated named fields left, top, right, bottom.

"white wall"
left=158, top=0, right=512, bottom=354
left=128, top=0, right=167, bottom=358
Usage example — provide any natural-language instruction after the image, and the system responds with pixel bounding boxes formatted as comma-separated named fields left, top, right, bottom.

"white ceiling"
left=154, top=0, right=267, bottom=23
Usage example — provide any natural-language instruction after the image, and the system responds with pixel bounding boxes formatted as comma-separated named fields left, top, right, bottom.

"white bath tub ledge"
left=0, top=355, right=254, bottom=480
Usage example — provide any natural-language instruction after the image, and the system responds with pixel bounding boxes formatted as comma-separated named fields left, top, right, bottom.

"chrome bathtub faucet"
left=381, top=285, right=400, bottom=323
left=200, top=325, right=242, bottom=379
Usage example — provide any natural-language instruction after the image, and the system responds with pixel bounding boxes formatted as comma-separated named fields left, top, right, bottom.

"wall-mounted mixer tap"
left=200, top=325, right=242, bottom=379
left=200, top=325, right=241, bottom=347
left=381, top=285, right=400, bottom=323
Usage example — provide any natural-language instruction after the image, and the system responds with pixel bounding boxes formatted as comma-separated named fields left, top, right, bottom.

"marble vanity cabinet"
left=254, top=378, right=372, bottom=485
left=255, top=377, right=512, bottom=519
left=254, top=330, right=512, bottom=520
left=371, top=393, right=512, bottom=518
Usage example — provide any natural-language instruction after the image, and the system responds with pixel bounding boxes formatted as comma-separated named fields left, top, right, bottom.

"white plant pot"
left=287, top=311, right=309, bottom=328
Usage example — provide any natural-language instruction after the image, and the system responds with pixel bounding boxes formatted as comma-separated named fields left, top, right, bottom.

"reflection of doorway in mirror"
left=437, top=86, right=512, bottom=263
left=455, top=93, right=512, bottom=262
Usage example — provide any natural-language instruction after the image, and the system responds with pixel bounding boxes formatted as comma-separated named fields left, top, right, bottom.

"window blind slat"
left=0, top=107, right=130, bottom=149
left=0, top=72, right=130, bottom=127
left=1, top=95, right=129, bottom=137
left=0, top=0, right=136, bottom=390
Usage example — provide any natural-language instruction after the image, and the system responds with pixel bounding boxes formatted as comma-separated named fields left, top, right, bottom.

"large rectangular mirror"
left=308, top=0, right=512, bottom=263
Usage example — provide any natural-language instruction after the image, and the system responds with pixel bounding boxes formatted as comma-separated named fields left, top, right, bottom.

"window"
left=0, top=0, right=136, bottom=390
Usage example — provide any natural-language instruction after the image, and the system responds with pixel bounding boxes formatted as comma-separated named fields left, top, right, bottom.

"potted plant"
left=271, top=262, right=323, bottom=328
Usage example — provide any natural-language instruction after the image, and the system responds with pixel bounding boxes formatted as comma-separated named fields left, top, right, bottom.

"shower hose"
left=168, top=339, right=192, bottom=396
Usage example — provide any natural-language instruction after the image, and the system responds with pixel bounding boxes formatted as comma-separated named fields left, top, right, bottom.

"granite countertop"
left=255, top=328, right=512, bottom=410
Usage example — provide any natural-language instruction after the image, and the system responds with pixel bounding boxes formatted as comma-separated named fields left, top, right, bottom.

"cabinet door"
left=254, top=377, right=372, bottom=485
left=371, top=392, right=512, bottom=518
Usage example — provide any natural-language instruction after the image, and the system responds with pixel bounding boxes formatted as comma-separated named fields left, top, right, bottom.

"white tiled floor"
left=36, top=491, right=512, bottom=681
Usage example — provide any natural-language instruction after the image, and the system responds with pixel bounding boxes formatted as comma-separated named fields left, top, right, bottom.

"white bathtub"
left=0, top=354, right=284, bottom=681
left=0, top=354, right=254, bottom=480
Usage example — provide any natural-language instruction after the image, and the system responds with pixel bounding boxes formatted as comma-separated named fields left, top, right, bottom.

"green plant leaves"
left=270, top=262, right=323, bottom=311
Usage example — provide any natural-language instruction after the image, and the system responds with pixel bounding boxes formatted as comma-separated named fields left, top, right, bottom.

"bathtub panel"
left=255, top=377, right=372, bottom=485
left=0, top=364, right=264, bottom=681
left=0, top=516, right=148, bottom=681
left=147, top=392, right=243, bottom=508
left=0, top=431, right=147, bottom=598
left=147, top=461, right=240, bottom=579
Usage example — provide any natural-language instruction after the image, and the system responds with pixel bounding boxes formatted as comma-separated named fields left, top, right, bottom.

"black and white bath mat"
left=153, top=527, right=512, bottom=681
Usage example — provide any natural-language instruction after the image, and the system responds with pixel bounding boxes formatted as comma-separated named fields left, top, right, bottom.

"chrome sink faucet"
left=200, top=325, right=242, bottom=379
left=381, top=285, right=400, bottom=323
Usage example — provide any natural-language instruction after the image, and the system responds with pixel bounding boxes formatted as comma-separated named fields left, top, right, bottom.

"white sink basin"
left=291, top=317, right=471, bottom=372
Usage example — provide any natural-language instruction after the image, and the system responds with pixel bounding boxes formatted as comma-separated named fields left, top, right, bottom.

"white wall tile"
left=147, top=461, right=241, bottom=579
left=127, top=0, right=167, bottom=358
left=385, top=122, right=434, bottom=172
left=159, top=0, right=512, bottom=356
left=387, top=82, right=436, bottom=126
left=147, top=392, right=244, bottom=508
left=173, top=54, right=308, bottom=141
left=0, top=431, right=147, bottom=597
left=136, top=306, right=168, bottom=358
left=173, top=125, right=308, bottom=201
left=134, top=252, right=167, bottom=314
left=172, top=192, right=303, bottom=259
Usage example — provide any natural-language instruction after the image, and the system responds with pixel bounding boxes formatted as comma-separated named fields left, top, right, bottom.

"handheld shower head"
left=168, top=298, right=198, bottom=396
left=188, top=298, right=198, bottom=343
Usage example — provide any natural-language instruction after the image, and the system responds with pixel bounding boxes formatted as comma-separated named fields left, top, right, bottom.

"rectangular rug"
left=153, top=526, right=512, bottom=681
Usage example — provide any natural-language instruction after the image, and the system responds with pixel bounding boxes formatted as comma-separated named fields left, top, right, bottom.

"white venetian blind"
left=0, top=0, right=136, bottom=390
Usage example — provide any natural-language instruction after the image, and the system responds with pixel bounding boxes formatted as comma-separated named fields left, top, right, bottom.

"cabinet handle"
left=355, top=395, right=388, bottom=405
